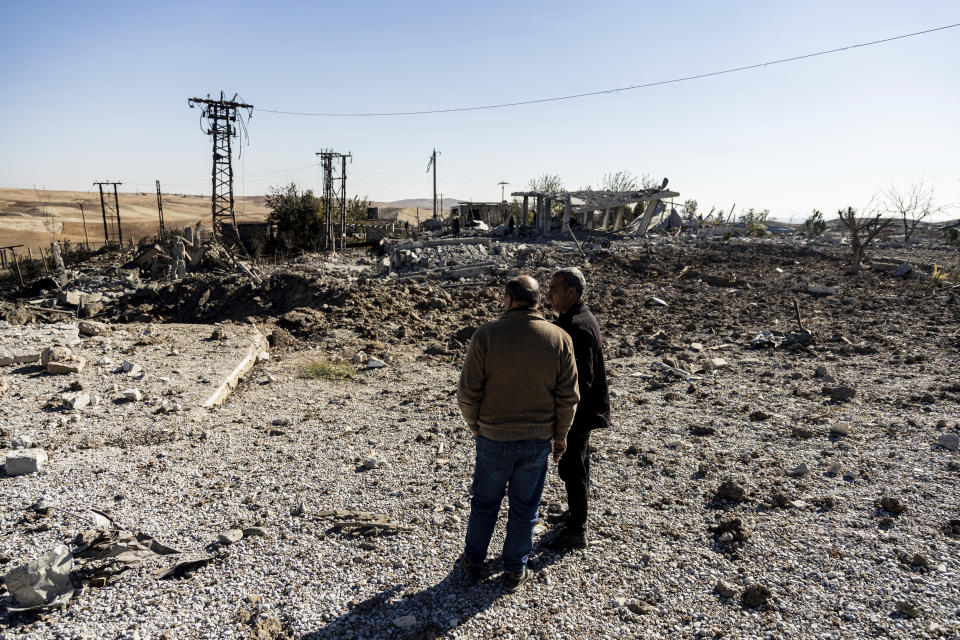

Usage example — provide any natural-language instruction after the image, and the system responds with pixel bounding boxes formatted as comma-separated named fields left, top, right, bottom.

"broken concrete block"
left=78, top=320, right=108, bottom=336
left=41, top=346, right=73, bottom=366
left=938, top=433, right=959, bottom=451
left=122, top=389, right=143, bottom=402
left=121, top=360, right=136, bottom=373
left=705, top=357, right=729, bottom=371
left=787, top=463, right=809, bottom=478
left=0, top=352, right=41, bottom=367
left=828, top=385, right=856, bottom=402
left=58, top=291, right=83, bottom=307
left=5, top=449, right=48, bottom=476
left=364, top=357, right=388, bottom=370
left=61, top=392, right=91, bottom=411
left=806, top=285, right=837, bottom=296
left=2, top=545, right=73, bottom=608
left=47, top=357, right=86, bottom=375
left=216, top=529, right=243, bottom=546
left=352, top=351, right=368, bottom=365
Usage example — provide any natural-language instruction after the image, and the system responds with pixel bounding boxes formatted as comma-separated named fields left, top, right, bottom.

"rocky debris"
left=715, top=479, right=747, bottom=502
left=704, top=357, right=729, bottom=371
left=827, top=385, right=856, bottom=402
left=216, top=529, right=244, bottom=546
left=41, top=346, right=86, bottom=375
left=741, top=583, right=772, bottom=609
left=393, top=615, right=418, bottom=630
left=78, top=320, right=108, bottom=336
left=2, top=545, right=73, bottom=609
left=896, top=600, right=921, bottom=619
left=122, top=388, right=143, bottom=402
left=830, top=423, right=851, bottom=436
left=714, top=579, right=738, bottom=599
left=786, top=463, right=809, bottom=478
left=749, top=410, right=770, bottom=421
left=943, top=520, right=960, bottom=537
left=937, top=433, right=959, bottom=451
left=0, top=376, right=7, bottom=395
left=5, top=448, right=48, bottom=475
left=363, top=357, right=388, bottom=370
left=362, top=453, right=388, bottom=470
left=877, top=496, right=906, bottom=515
left=709, top=518, right=751, bottom=550
left=61, top=391, right=91, bottom=411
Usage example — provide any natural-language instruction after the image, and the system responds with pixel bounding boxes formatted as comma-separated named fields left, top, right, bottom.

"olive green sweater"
left=457, top=307, right=579, bottom=442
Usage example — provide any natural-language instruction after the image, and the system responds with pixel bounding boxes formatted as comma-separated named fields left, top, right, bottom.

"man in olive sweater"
left=457, top=275, right=580, bottom=592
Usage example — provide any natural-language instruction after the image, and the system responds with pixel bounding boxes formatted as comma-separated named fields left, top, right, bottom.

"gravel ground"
left=1, top=236, right=959, bottom=640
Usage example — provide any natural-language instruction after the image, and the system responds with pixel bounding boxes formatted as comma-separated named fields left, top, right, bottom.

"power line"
left=258, top=23, right=960, bottom=117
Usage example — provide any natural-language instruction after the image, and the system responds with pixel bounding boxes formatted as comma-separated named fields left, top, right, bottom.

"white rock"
left=830, top=423, right=851, bottom=436
left=365, top=357, right=388, bottom=370
left=352, top=351, right=368, bottom=365
left=787, top=463, right=809, bottom=478
left=122, top=389, right=143, bottom=402
left=706, top=358, right=729, bottom=371
left=938, top=433, right=959, bottom=451
left=61, top=392, right=91, bottom=411
left=97, top=357, right=112, bottom=366
left=10, top=434, right=33, bottom=448
left=5, top=449, right=48, bottom=476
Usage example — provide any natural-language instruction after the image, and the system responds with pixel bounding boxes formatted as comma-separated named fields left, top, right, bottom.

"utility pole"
left=426, top=149, right=440, bottom=219
left=155, top=180, right=165, bottom=238
left=73, top=199, right=91, bottom=250
left=438, top=193, right=444, bottom=219
left=188, top=92, right=253, bottom=245
left=315, top=150, right=352, bottom=251
left=93, top=181, right=123, bottom=246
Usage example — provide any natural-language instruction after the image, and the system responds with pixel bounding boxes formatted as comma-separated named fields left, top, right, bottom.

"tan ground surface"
left=0, top=188, right=269, bottom=253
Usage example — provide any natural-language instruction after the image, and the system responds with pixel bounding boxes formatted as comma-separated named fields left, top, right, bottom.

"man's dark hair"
left=505, top=275, right=540, bottom=308
left=553, top=267, right=586, bottom=297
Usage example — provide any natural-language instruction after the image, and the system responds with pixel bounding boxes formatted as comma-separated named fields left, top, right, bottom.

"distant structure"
left=188, top=92, right=253, bottom=245
left=92, top=181, right=123, bottom=246
left=315, top=150, right=352, bottom=251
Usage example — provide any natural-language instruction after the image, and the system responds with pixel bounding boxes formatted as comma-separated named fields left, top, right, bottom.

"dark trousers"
left=557, top=430, right=591, bottom=532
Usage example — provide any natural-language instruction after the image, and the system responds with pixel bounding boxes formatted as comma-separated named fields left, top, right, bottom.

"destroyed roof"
left=510, top=188, right=680, bottom=212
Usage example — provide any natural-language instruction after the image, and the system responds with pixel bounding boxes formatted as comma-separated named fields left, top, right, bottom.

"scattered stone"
left=40, top=346, right=72, bottom=366
left=10, top=434, right=33, bottom=448
left=830, top=423, right=851, bottom=437
left=78, top=320, right=108, bottom=336
left=715, top=480, right=747, bottom=502
left=714, top=579, right=738, bottom=599
left=787, top=463, right=808, bottom=478
left=877, top=496, right=906, bottom=515
left=895, top=600, right=920, bottom=619
left=4, top=449, right=48, bottom=476
left=937, top=433, right=959, bottom=451
left=251, top=618, right=283, bottom=640
left=47, top=357, right=87, bottom=375
left=362, top=454, right=387, bottom=470
left=242, top=527, right=268, bottom=538
left=393, top=615, right=418, bottom=630
left=61, top=392, right=91, bottom=411
left=741, top=583, right=772, bottom=608
left=792, top=426, right=815, bottom=440
left=0, top=376, right=7, bottom=396
left=352, top=351, right=368, bottom=365
left=647, top=297, right=668, bottom=307
left=626, top=600, right=652, bottom=615
left=749, top=410, right=770, bottom=421
left=709, top=518, right=751, bottom=549
left=827, top=385, right=856, bottom=402
left=705, top=357, right=729, bottom=371
left=122, top=389, right=143, bottom=402
left=216, top=529, right=244, bottom=546
left=943, top=520, right=960, bottom=537
left=364, top=357, right=388, bottom=370
left=121, top=360, right=137, bottom=373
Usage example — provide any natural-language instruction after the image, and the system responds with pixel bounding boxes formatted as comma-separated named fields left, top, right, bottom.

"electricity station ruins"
left=1, top=91, right=959, bottom=640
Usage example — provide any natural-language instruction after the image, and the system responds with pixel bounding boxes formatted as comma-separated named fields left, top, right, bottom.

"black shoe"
left=546, top=510, right=569, bottom=524
left=503, top=566, right=533, bottom=593
left=546, top=528, right=587, bottom=551
left=458, top=554, right=482, bottom=581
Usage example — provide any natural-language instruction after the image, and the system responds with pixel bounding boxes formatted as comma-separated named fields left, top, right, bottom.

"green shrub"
left=300, top=359, right=355, bottom=381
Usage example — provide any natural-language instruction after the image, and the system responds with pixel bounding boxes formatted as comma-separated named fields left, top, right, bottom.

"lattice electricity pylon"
left=315, top=149, right=352, bottom=251
left=93, top=181, right=123, bottom=246
left=188, top=92, right=253, bottom=246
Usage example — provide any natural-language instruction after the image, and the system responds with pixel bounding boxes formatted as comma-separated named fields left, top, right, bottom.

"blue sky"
left=1, top=1, right=958, bottom=221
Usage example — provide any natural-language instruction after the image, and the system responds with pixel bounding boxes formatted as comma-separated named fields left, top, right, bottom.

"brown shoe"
left=503, top=566, right=533, bottom=593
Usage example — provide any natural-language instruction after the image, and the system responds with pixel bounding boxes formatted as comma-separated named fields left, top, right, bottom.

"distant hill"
left=378, top=197, right=462, bottom=210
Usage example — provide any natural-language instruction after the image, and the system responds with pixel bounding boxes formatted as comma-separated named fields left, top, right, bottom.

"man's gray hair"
left=553, top=267, right=586, bottom=297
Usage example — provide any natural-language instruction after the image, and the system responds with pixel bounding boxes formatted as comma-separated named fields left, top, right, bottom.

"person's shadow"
left=301, top=526, right=576, bottom=639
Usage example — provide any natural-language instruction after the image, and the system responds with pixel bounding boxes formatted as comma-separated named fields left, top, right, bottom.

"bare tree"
left=881, top=179, right=949, bottom=243
left=599, top=171, right=639, bottom=192
left=527, top=173, right=565, bottom=197
left=836, top=198, right=893, bottom=274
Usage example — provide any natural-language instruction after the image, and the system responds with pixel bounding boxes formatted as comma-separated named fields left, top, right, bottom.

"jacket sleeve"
left=456, top=330, right=486, bottom=430
left=553, top=336, right=580, bottom=440
left=570, top=326, right=596, bottom=398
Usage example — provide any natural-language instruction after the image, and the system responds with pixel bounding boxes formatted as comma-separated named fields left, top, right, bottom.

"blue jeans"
left=464, top=435, right=551, bottom=572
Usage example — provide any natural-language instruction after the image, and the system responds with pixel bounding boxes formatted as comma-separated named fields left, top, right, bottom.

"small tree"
left=739, top=208, right=770, bottom=237
left=836, top=200, right=893, bottom=274
left=527, top=173, right=564, bottom=197
left=265, top=183, right=322, bottom=251
left=803, top=209, right=826, bottom=236
left=682, top=199, right=698, bottom=222
left=881, top=180, right=950, bottom=243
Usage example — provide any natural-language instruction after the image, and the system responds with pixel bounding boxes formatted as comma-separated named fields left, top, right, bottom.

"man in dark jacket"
left=547, top=267, right=610, bottom=549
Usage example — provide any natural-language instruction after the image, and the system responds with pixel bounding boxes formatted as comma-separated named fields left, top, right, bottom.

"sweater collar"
left=502, top=307, right=545, bottom=320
